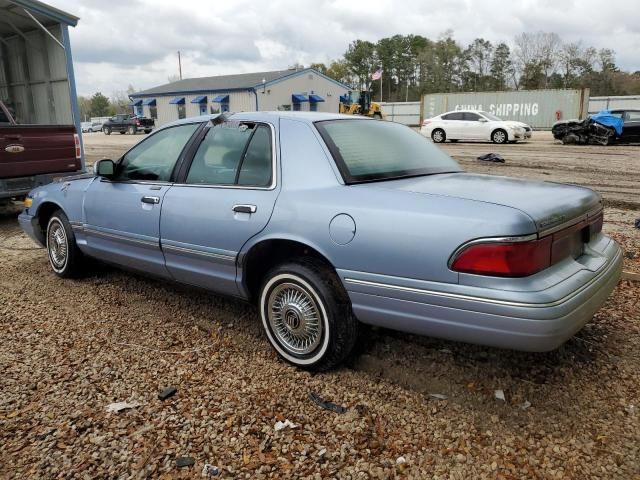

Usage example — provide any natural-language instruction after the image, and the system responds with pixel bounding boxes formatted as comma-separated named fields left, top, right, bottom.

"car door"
left=623, top=111, right=640, bottom=141
left=160, top=119, right=279, bottom=296
left=462, top=112, right=488, bottom=139
left=442, top=111, right=464, bottom=138
left=82, top=122, right=202, bottom=277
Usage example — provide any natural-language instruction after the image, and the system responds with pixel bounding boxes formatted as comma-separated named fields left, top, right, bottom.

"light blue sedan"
left=19, top=112, right=622, bottom=370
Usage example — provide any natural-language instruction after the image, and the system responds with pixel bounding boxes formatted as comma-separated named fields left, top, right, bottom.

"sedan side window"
left=115, top=123, right=200, bottom=182
left=625, top=111, right=640, bottom=121
left=463, top=112, right=482, bottom=121
left=237, top=126, right=272, bottom=187
left=443, top=112, right=463, bottom=121
left=186, top=123, right=272, bottom=187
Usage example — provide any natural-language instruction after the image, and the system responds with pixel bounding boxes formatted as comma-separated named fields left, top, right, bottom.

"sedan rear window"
left=315, top=120, right=461, bottom=184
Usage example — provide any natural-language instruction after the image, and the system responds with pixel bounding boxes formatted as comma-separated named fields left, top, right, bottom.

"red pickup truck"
left=0, top=101, right=82, bottom=200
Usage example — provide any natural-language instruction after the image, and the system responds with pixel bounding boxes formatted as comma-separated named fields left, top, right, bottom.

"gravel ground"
left=1, top=132, right=639, bottom=479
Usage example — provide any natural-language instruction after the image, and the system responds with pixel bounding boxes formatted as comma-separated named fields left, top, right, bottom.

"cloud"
left=47, top=0, right=640, bottom=96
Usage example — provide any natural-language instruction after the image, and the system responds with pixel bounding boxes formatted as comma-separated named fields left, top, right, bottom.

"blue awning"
left=169, top=96, right=185, bottom=105
left=212, top=94, right=229, bottom=103
left=292, top=94, right=309, bottom=103
left=128, top=99, right=143, bottom=106
left=339, top=94, right=349, bottom=103
left=309, top=94, right=325, bottom=103
left=142, top=98, right=156, bottom=106
left=191, top=95, right=207, bottom=103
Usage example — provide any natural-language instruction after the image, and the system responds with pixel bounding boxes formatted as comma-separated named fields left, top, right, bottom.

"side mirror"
left=94, top=158, right=115, bottom=178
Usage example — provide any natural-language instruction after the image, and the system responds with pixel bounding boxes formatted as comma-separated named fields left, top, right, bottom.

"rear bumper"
left=340, top=240, right=622, bottom=352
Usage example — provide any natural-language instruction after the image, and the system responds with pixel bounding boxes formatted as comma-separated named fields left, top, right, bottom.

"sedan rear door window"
left=442, top=112, right=464, bottom=121
left=186, top=122, right=272, bottom=187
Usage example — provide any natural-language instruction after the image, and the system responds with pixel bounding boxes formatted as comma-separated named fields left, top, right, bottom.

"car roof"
left=162, top=111, right=371, bottom=129
left=438, top=109, right=484, bottom=115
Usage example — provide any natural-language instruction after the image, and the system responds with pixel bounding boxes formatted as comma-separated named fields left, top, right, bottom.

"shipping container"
left=589, top=95, right=640, bottom=113
left=380, top=101, right=421, bottom=126
left=421, top=88, right=590, bottom=129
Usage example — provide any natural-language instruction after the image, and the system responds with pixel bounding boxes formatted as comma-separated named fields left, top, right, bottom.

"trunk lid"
left=0, top=124, right=79, bottom=179
left=357, top=172, right=601, bottom=233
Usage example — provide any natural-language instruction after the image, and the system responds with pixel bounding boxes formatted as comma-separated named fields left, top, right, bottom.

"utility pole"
left=177, top=51, right=182, bottom=80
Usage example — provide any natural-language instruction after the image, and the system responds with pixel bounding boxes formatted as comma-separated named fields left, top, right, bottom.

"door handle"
left=232, top=204, right=257, bottom=214
left=141, top=195, right=160, bottom=204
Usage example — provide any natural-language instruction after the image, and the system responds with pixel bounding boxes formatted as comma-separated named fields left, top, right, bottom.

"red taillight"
left=135, top=119, right=140, bottom=125
left=451, top=237, right=552, bottom=277
left=73, top=133, right=81, bottom=160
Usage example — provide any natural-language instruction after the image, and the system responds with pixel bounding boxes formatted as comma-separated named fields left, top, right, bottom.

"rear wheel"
left=46, top=210, right=84, bottom=278
left=492, top=129, right=508, bottom=144
left=259, top=258, right=358, bottom=371
left=431, top=128, right=446, bottom=143
left=103, top=126, right=111, bottom=135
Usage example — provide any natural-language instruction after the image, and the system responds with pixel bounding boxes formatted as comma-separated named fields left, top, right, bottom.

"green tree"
left=310, top=62, right=328, bottom=74
left=343, top=40, right=376, bottom=90
left=490, top=43, right=513, bottom=90
left=89, top=92, right=110, bottom=117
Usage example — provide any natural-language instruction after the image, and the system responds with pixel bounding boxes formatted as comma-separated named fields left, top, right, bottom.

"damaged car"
left=552, top=109, right=640, bottom=145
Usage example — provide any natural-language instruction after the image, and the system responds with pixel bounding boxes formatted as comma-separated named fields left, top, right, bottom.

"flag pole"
left=380, top=73, right=383, bottom=103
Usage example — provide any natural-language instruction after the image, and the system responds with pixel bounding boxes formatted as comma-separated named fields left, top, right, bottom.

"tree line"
left=78, top=84, right=136, bottom=121
left=310, top=31, right=640, bottom=102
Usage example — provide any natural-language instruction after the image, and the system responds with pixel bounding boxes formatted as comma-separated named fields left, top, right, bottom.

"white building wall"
left=131, top=71, right=349, bottom=126
left=141, top=91, right=257, bottom=126
left=257, top=71, right=348, bottom=113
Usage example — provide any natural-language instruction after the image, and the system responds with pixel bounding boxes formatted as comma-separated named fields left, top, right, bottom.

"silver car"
left=19, top=112, right=622, bottom=370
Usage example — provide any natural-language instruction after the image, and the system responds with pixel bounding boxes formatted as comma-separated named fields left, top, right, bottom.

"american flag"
left=371, top=68, right=382, bottom=81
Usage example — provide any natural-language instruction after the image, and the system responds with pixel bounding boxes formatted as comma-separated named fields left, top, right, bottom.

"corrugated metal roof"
left=0, top=0, right=79, bottom=38
left=133, top=69, right=301, bottom=97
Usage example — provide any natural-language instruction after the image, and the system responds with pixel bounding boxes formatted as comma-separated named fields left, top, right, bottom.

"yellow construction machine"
left=339, top=91, right=383, bottom=118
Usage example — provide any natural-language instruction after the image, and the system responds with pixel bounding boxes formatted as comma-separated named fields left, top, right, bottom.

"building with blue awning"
left=129, top=67, right=350, bottom=126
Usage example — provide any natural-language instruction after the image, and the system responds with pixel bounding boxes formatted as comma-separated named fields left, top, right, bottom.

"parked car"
left=0, top=100, right=82, bottom=201
left=552, top=109, right=640, bottom=145
left=89, top=122, right=103, bottom=132
left=102, top=114, right=154, bottom=135
left=81, top=121, right=92, bottom=132
left=19, top=112, right=621, bottom=371
left=421, top=110, right=533, bottom=144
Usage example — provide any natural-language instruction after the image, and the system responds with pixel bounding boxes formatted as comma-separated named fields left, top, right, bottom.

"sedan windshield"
left=315, top=119, right=461, bottom=183
left=479, top=111, right=503, bottom=121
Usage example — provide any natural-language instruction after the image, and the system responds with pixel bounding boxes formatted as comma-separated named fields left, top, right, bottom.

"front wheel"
left=46, top=210, right=84, bottom=278
left=103, top=127, right=111, bottom=135
left=492, top=129, right=508, bottom=144
left=259, top=258, right=358, bottom=371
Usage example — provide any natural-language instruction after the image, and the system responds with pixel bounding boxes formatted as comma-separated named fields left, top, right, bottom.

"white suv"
left=421, top=110, right=533, bottom=144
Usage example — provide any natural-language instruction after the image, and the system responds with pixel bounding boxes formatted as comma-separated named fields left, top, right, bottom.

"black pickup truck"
left=102, top=114, right=154, bottom=135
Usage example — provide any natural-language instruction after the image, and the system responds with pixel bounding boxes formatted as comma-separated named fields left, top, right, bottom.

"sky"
left=48, top=0, right=640, bottom=98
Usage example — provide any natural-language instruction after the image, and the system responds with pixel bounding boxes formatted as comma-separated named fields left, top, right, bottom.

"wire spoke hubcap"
left=48, top=221, right=67, bottom=269
left=268, top=282, right=323, bottom=355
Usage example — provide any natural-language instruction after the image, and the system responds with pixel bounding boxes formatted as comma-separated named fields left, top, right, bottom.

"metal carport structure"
left=0, top=0, right=83, bottom=168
